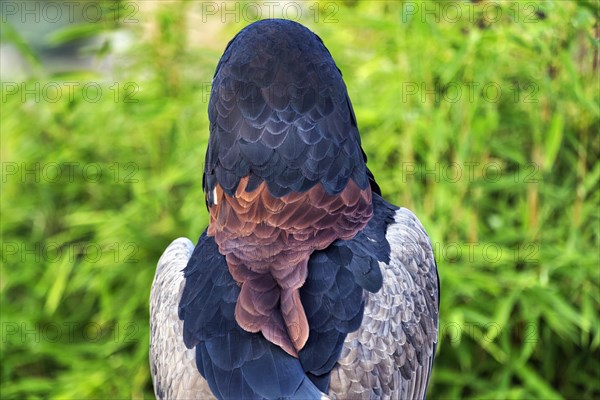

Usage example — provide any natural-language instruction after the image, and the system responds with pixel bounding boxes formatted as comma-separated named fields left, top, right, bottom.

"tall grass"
left=1, top=1, right=598, bottom=398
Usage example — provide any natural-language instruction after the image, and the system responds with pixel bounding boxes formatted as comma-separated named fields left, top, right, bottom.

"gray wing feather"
left=329, top=208, right=439, bottom=400
left=150, top=238, right=215, bottom=400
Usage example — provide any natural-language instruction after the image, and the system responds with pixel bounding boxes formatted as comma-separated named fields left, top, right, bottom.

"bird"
left=150, top=19, right=439, bottom=400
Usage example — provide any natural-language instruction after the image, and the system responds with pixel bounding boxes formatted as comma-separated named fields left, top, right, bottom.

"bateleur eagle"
left=150, top=19, right=439, bottom=400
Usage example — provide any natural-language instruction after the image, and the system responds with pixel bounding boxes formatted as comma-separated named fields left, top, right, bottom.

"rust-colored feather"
left=207, top=176, right=373, bottom=356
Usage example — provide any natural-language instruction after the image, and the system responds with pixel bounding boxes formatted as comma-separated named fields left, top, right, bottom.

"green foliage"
left=1, top=1, right=598, bottom=398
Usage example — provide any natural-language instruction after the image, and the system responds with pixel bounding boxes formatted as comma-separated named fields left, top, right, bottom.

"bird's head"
left=203, top=19, right=378, bottom=207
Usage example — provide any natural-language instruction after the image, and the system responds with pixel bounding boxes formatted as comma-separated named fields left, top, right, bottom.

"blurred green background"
left=1, top=0, right=598, bottom=398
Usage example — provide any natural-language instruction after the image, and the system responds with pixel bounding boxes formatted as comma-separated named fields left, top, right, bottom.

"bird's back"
left=151, top=195, right=438, bottom=399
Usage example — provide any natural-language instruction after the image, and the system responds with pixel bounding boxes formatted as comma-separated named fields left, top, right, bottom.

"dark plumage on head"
left=203, top=19, right=372, bottom=204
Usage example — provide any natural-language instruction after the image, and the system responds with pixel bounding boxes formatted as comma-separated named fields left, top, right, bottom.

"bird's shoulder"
left=330, top=205, right=440, bottom=399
